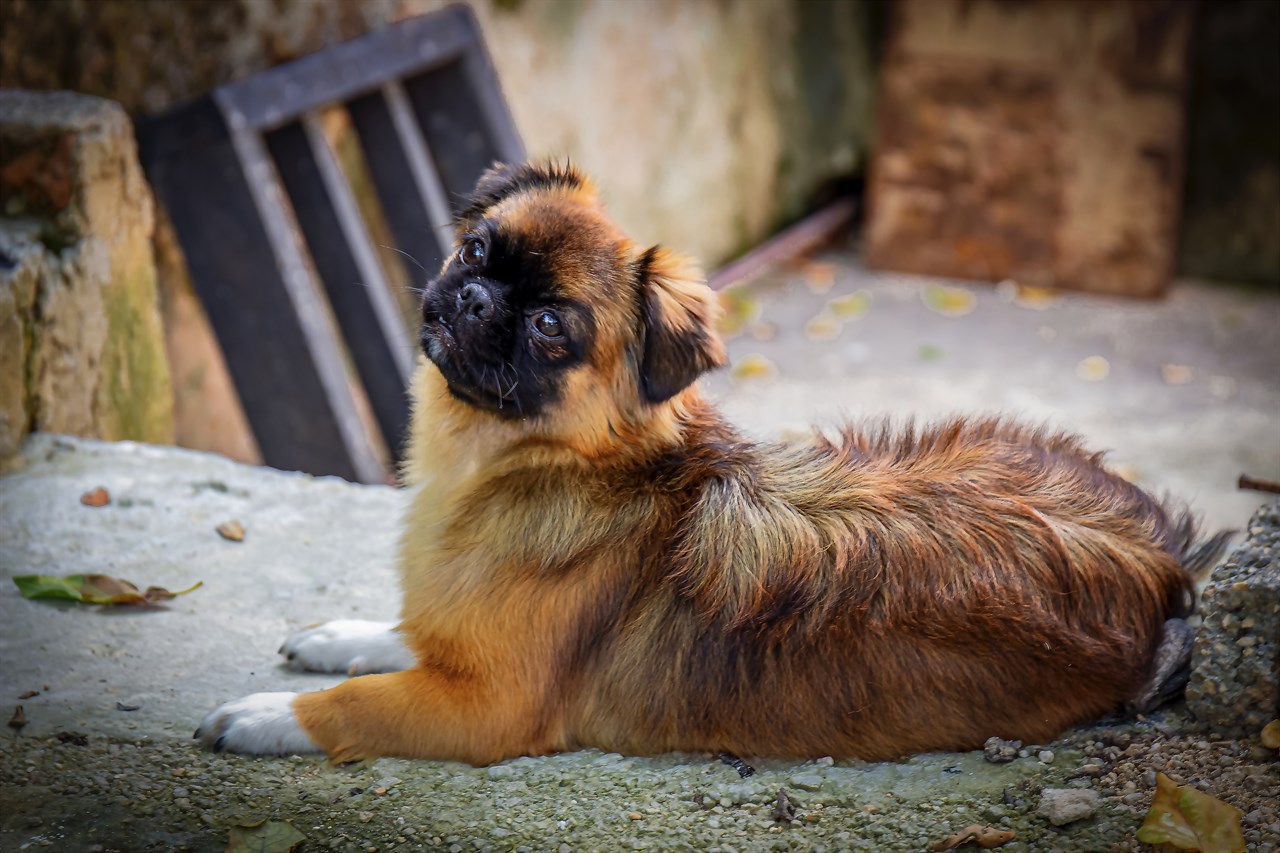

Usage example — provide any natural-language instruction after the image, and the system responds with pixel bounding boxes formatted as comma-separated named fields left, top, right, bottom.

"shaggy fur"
left=289, top=162, right=1204, bottom=765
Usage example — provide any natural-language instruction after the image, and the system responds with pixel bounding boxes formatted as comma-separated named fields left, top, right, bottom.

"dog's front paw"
left=279, top=619, right=415, bottom=675
left=196, top=693, right=320, bottom=755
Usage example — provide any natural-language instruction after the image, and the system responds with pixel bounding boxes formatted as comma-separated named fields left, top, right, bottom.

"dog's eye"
left=532, top=311, right=563, bottom=339
left=460, top=239, right=485, bottom=266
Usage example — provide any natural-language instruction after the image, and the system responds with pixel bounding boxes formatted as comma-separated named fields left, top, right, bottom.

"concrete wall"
left=1, top=0, right=875, bottom=268
left=1, top=0, right=875, bottom=462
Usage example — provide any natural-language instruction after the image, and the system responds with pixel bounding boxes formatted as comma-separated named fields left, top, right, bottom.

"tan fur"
left=293, top=163, right=1198, bottom=764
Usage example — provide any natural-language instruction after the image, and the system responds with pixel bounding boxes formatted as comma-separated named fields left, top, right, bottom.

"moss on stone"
left=97, top=251, right=174, bottom=444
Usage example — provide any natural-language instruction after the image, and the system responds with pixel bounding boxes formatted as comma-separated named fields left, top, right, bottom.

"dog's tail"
left=1162, top=506, right=1234, bottom=617
left=1182, top=528, right=1234, bottom=585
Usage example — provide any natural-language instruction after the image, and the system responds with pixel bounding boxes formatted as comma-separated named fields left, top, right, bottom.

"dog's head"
left=419, top=162, right=725, bottom=442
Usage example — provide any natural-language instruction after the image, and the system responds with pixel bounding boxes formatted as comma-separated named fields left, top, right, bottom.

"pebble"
left=788, top=773, right=825, bottom=791
left=1037, top=788, right=1100, bottom=826
left=1037, top=750, right=1055, bottom=764
left=983, top=736, right=1021, bottom=763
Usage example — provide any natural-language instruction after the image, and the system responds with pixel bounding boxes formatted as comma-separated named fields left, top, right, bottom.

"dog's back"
left=575, top=405, right=1201, bottom=759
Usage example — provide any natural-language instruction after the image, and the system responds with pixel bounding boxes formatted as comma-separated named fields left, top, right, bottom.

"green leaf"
left=922, top=284, right=976, bottom=318
left=827, top=290, right=872, bottom=320
left=13, top=574, right=202, bottom=606
left=716, top=285, right=760, bottom=338
left=226, top=818, right=306, bottom=853
left=730, top=353, right=777, bottom=380
left=918, top=344, right=944, bottom=362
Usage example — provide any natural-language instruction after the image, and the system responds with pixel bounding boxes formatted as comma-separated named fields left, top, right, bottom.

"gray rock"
left=1187, top=501, right=1280, bottom=734
left=1037, top=788, right=1100, bottom=826
left=984, top=736, right=1022, bottom=763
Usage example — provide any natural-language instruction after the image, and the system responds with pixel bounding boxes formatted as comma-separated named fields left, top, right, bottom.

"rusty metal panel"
left=865, top=0, right=1194, bottom=298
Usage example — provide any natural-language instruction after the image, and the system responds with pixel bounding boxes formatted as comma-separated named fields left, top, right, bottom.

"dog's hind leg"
left=279, top=620, right=415, bottom=675
left=1126, top=618, right=1196, bottom=715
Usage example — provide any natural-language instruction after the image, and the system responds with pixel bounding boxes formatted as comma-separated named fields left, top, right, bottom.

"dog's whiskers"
left=378, top=244, right=431, bottom=275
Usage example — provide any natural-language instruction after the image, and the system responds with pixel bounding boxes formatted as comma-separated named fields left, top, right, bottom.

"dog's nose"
left=456, top=282, right=494, bottom=322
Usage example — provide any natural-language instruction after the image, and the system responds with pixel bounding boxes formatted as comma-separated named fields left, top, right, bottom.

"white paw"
left=196, top=692, right=320, bottom=755
left=279, top=619, right=415, bottom=675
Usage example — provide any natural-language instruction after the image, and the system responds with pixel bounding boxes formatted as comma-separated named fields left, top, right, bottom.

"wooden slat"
left=216, top=92, right=386, bottom=483
left=140, top=100, right=375, bottom=481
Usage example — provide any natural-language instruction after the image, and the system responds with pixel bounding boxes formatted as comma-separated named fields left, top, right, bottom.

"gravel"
left=2, top=704, right=1277, bottom=852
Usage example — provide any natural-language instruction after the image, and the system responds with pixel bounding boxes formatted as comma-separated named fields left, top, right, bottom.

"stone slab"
left=1187, top=501, right=1280, bottom=733
left=0, top=90, right=174, bottom=456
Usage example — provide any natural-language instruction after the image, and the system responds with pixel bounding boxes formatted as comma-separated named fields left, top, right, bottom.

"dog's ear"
left=637, top=246, right=727, bottom=403
left=460, top=161, right=596, bottom=225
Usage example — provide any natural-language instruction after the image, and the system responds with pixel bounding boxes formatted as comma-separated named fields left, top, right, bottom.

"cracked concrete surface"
left=1, top=253, right=1278, bottom=852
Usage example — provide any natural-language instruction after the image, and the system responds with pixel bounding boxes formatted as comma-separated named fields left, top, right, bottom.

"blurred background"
left=1, top=0, right=1277, bottom=528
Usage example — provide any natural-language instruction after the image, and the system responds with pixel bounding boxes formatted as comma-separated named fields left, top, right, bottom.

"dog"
left=198, top=161, right=1218, bottom=765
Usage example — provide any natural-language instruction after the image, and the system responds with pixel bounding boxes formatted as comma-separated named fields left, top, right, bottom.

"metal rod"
left=706, top=198, right=858, bottom=291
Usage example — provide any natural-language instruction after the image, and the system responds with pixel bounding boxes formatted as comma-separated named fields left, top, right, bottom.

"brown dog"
left=198, top=162, right=1214, bottom=765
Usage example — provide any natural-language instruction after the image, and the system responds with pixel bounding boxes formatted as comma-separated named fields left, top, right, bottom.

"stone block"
left=1186, top=501, right=1280, bottom=734
left=865, top=0, right=1193, bottom=297
left=0, top=90, right=173, bottom=456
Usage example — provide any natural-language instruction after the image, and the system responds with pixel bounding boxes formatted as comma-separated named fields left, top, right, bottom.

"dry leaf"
left=216, top=520, right=246, bottom=542
left=1136, top=772, right=1245, bottom=853
left=226, top=818, right=306, bottom=853
left=18, top=690, right=39, bottom=700
left=922, top=284, right=976, bottom=318
left=827, top=290, right=872, bottom=319
left=12, top=574, right=203, bottom=606
left=929, top=824, right=1016, bottom=850
left=717, top=286, right=760, bottom=338
left=730, top=354, right=777, bottom=380
left=1113, top=464, right=1141, bottom=483
left=801, top=260, right=837, bottom=294
left=1162, top=364, right=1194, bottom=386
left=80, top=487, right=110, bottom=507
left=1260, top=720, right=1280, bottom=749
left=1013, top=285, right=1060, bottom=310
left=8, top=705, right=27, bottom=733
left=803, top=312, right=842, bottom=342
left=1076, top=356, right=1110, bottom=382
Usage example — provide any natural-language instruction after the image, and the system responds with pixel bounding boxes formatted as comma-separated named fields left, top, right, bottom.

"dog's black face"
left=419, top=213, right=595, bottom=420
left=420, top=162, right=727, bottom=424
